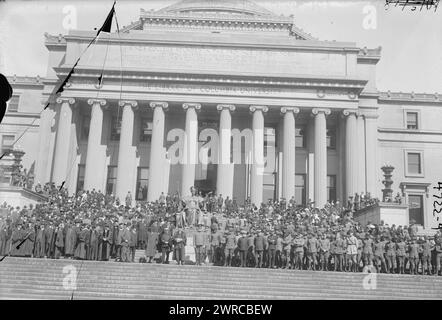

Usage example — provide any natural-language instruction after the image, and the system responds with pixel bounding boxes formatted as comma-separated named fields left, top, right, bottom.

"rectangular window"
left=106, top=166, right=118, bottom=195
left=76, top=164, right=85, bottom=193
left=295, top=128, right=305, bottom=148
left=110, top=116, right=121, bottom=141
left=406, top=112, right=418, bottom=130
left=140, top=118, right=153, bottom=143
left=81, top=115, right=91, bottom=140
left=326, top=128, right=336, bottom=149
left=327, top=175, right=337, bottom=202
left=136, top=167, right=149, bottom=201
left=263, top=172, right=276, bottom=203
left=7, top=95, right=19, bottom=112
left=1, top=135, right=15, bottom=154
left=407, top=152, right=422, bottom=174
left=295, top=174, right=306, bottom=206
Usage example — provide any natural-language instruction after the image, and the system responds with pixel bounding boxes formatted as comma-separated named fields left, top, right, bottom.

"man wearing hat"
left=408, top=238, right=420, bottom=275
left=267, top=231, right=278, bottom=269
left=237, top=230, right=249, bottom=267
left=421, top=236, right=434, bottom=275
left=224, top=229, right=237, bottom=267
left=54, top=223, right=65, bottom=259
left=173, top=226, right=187, bottom=265
left=254, top=230, right=266, bottom=268
left=118, top=223, right=132, bottom=262
left=396, top=236, right=406, bottom=274
left=193, top=223, right=205, bottom=266
left=318, top=233, right=330, bottom=271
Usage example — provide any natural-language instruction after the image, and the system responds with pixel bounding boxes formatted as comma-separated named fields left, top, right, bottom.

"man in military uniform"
left=420, top=236, right=434, bottom=275
left=254, top=230, right=266, bottom=268
left=193, top=224, right=205, bottom=266
left=173, top=226, right=187, bottom=265
left=293, top=233, right=305, bottom=270
left=237, top=230, right=248, bottom=267
left=267, top=232, right=278, bottom=269
left=318, top=233, right=330, bottom=271
left=307, top=233, right=319, bottom=271
left=160, top=226, right=172, bottom=264
left=210, top=228, right=221, bottom=265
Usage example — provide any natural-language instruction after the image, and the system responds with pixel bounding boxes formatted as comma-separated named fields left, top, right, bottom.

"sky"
left=0, top=0, right=441, bottom=93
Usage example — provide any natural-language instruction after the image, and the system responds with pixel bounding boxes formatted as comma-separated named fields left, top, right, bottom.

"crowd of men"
left=1, top=185, right=441, bottom=276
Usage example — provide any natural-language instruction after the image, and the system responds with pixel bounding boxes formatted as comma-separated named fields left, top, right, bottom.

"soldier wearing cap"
left=173, top=226, right=187, bottom=265
left=254, top=230, right=266, bottom=268
left=318, top=233, right=330, bottom=271
left=193, top=223, right=205, bottom=266
left=408, top=238, right=420, bottom=275
left=395, top=236, right=406, bottom=274
left=267, top=231, right=278, bottom=269
left=362, top=234, right=374, bottom=267
left=224, top=229, right=236, bottom=267
left=420, top=236, right=434, bottom=275
left=385, top=237, right=397, bottom=274
left=237, top=230, right=248, bottom=267
left=293, top=233, right=305, bottom=270
left=307, top=233, right=320, bottom=271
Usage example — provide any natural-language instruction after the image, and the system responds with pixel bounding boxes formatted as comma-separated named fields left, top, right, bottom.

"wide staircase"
left=1, top=257, right=442, bottom=299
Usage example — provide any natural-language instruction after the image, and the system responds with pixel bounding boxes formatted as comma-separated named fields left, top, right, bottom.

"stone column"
left=52, top=97, right=75, bottom=186
left=343, top=109, right=359, bottom=199
left=281, top=107, right=300, bottom=200
left=216, top=104, right=235, bottom=200
left=181, top=103, right=201, bottom=197
left=357, top=114, right=366, bottom=194
left=364, top=113, right=379, bottom=199
left=36, top=102, right=55, bottom=184
left=84, top=99, right=107, bottom=191
left=115, top=100, right=138, bottom=202
left=249, top=105, right=268, bottom=206
left=147, top=101, right=168, bottom=202
left=312, top=108, right=330, bottom=208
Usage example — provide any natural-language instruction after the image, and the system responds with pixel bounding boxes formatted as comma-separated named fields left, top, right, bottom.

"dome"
left=157, top=0, right=277, bottom=17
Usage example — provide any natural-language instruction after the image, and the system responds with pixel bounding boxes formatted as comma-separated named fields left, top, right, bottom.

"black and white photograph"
left=0, top=0, right=441, bottom=303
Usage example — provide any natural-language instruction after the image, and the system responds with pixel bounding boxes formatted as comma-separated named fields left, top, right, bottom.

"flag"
left=96, top=1, right=116, bottom=36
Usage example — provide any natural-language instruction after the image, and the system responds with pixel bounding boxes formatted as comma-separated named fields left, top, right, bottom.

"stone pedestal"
left=185, top=236, right=196, bottom=264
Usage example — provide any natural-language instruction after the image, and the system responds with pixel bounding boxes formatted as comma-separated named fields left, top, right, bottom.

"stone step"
left=1, top=257, right=441, bottom=299
left=1, top=279, right=438, bottom=297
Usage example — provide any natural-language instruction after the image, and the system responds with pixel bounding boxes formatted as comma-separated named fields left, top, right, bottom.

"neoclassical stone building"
left=1, top=0, right=441, bottom=229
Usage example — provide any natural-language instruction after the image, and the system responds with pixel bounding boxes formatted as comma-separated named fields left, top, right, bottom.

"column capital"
left=342, top=109, right=360, bottom=117
left=182, top=103, right=201, bottom=111
left=150, top=101, right=168, bottom=110
left=312, top=108, right=331, bottom=116
left=56, top=97, right=75, bottom=105
left=249, top=105, right=268, bottom=113
left=216, top=104, right=236, bottom=112
left=118, top=100, right=138, bottom=108
left=281, top=107, right=300, bottom=115
left=87, top=99, right=106, bottom=106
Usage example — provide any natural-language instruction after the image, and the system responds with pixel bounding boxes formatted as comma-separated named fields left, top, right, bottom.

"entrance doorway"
left=408, top=194, right=424, bottom=226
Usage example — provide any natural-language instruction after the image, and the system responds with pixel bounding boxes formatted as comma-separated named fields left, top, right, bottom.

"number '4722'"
left=433, top=182, right=442, bottom=215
